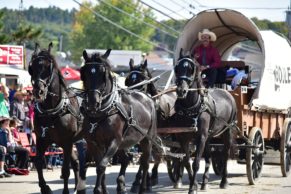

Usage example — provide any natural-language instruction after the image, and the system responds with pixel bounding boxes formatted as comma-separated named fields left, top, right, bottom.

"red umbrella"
left=60, top=66, right=80, bottom=80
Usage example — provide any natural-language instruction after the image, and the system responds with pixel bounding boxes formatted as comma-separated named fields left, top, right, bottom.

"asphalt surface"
left=1, top=159, right=291, bottom=194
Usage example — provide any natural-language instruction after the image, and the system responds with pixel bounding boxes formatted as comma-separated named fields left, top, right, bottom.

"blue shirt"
left=0, top=128, right=8, bottom=148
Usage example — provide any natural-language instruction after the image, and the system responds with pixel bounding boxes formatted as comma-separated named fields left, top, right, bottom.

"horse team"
left=28, top=43, right=238, bottom=194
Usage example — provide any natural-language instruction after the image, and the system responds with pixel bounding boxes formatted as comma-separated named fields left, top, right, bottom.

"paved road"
left=0, top=160, right=291, bottom=194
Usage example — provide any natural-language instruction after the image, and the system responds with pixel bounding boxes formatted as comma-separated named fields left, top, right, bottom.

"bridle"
left=126, top=70, right=149, bottom=92
left=30, top=55, right=55, bottom=98
left=82, top=61, right=115, bottom=113
left=174, top=57, right=198, bottom=86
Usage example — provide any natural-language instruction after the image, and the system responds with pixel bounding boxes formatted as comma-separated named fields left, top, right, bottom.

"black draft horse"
left=174, top=50, right=237, bottom=194
left=28, top=43, right=85, bottom=194
left=125, top=58, right=193, bottom=189
left=80, top=49, right=157, bottom=194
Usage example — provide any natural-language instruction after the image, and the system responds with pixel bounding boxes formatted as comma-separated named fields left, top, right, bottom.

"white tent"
left=174, top=9, right=291, bottom=111
left=0, top=66, right=31, bottom=87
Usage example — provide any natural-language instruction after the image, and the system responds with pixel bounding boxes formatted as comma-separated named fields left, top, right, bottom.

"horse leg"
left=95, top=139, right=119, bottom=194
left=220, top=130, right=231, bottom=189
left=130, top=165, right=143, bottom=193
left=180, top=139, right=193, bottom=189
left=189, top=117, right=209, bottom=194
left=201, top=140, right=211, bottom=190
left=35, top=139, right=52, bottom=194
left=139, top=139, right=152, bottom=194
left=150, top=147, right=161, bottom=186
left=116, top=151, right=130, bottom=194
left=76, top=140, right=88, bottom=194
left=62, top=144, right=73, bottom=194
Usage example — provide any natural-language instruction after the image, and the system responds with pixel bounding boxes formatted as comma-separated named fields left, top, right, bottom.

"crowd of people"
left=0, top=83, right=33, bottom=178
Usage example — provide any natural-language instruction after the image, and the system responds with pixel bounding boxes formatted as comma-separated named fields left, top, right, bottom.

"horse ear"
left=179, top=48, right=184, bottom=59
left=33, top=42, right=40, bottom=55
left=28, top=64, right=32, bottom=75
left=48, top=42, right=53, bottom=54
left=129, top=58, right=134, bottom=70
left=141, top=59, right=148, bottom=69
left=83, top=50, right=88, bottom=61
left=102, top=49, right=112, bottom=59
left=80, top=66, right=85, bottom=81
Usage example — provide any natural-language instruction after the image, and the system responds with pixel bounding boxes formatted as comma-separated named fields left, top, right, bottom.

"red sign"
left=0, top=45, right=24, bottom=68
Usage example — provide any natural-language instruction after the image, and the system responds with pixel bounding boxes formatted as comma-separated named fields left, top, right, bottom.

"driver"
left=193, top=29, right=221, bottom=88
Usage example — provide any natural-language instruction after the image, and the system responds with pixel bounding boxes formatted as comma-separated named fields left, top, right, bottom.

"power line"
left=150, top=0, right=188, bottom=20
left=71, top=0, right=174, bottom=54
left=118, top=0, right=180, bottom=35
left=168, top=0, right=195, bottom=16
left=138, top=0, right=184, bottom=24
left=97, top=0, right=177, bottom=38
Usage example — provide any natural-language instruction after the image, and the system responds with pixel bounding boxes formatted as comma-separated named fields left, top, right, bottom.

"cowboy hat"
left=13, top=90, right=27, bottom=99
left=198, top=29, right=217, bottom=42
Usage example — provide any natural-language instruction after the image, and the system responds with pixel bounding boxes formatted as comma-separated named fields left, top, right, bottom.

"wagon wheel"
left=212, top=150, right=224, bottom=176
left=280, top=118, right=291, bottom=177
left=166, top=156, right=184, bottom=183
left=246, top=127, right=264, bottom=185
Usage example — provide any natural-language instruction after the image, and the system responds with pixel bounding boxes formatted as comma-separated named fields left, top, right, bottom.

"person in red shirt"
left=193, top=29, right=221, bottom=88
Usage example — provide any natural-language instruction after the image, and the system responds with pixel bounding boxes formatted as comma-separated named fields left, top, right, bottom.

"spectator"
left=193, top=29, right=221, bottom=88
left=24, top=91, right=34, bottom=145
left=0, top=116, right=29, bottom=170
left=9, top=117, right=21, bottom=145
left=9, top=91, right=27, bottom=131
left=0, top=145, right=12, bottom=178
left=0, top=83, right=10, bottom=118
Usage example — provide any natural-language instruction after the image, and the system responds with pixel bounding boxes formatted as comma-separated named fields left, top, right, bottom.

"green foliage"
left=0, top=11, right=11, bottom=43
left=70, top=0, right=156, bottom=62
left=251, top=17, right=288, bottom=36
left=0, top=6, right=74, bottom=51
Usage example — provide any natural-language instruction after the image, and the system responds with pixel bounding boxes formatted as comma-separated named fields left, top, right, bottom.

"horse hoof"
left=76, top=189, right=86, bottom=194
left=151, top=178, right=158, bottom=186
left=63, top=189, right=70, bottom=194
left=146, top=186, right=152, bottom=192
left=174, top=181, right=182, bottom=189
left=188, top=189, right=198, bottom=194
left=130, top=185, right=139, bottom=193
left=41, top=185, right=53, bottom=194
left=117, top=189, right=127, bottom=194
left=219, top=180, right=229, bottom=189
left=201, top=184, right=208, bottom=190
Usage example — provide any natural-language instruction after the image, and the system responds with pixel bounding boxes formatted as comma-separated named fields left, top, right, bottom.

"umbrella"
left=60, top=66, right=80, bottom=80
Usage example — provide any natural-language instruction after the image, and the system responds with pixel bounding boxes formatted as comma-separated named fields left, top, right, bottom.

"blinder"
left=174, top=57, right=197, bottom=85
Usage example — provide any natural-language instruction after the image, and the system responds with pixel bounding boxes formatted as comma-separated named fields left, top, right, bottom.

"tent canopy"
left=175, top=9, right=291, bottom=111
left=60, top=66, right=80, bottom=80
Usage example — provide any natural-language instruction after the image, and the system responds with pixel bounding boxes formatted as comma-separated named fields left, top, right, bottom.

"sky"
left=0, top=0, right=290, bottom=22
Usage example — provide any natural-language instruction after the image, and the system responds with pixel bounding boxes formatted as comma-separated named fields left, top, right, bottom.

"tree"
left=0, top=8, right=41, bottom=45
left=0, top=11, right=10, bottom=43
left=70, top=0, right=156, bottom=63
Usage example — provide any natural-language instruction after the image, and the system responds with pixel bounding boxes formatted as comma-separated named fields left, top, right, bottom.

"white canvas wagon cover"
left=174, top=9, right=291, bottom=111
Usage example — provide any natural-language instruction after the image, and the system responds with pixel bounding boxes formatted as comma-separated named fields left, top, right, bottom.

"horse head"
left=28, top=42, right=60, bottom=102
left=80, top=49, right=113, bottom=114
left=174, top=49, right=199, bottom=99
left=125, top=59, right=151, bottom=91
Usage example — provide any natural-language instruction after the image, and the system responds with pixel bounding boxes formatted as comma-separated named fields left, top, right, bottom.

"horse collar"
left=35, top=93, right=69, bottom=116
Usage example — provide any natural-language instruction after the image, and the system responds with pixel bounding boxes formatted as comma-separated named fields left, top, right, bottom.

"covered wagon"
left=174, top=8, right=291, bottom=184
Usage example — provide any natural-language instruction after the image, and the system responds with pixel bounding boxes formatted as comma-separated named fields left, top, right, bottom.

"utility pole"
left=286, top=0, right=291, bottom=40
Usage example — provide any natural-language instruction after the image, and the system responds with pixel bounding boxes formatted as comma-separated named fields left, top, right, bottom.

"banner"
left=0, top=45, right=24, bottom=68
